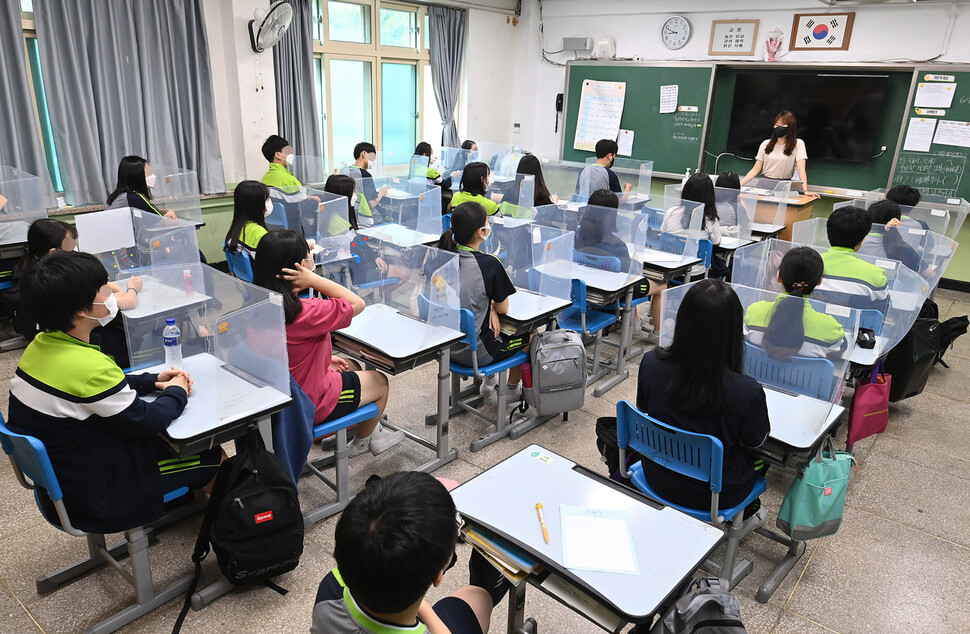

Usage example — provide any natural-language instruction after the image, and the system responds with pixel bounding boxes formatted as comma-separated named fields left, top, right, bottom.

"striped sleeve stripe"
left=10, top=375, right=136, bottom=421
left=13, top=367, right=128, bottom=404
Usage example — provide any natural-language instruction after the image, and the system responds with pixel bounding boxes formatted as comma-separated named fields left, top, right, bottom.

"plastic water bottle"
left=163, top=318, right=183, bottom=369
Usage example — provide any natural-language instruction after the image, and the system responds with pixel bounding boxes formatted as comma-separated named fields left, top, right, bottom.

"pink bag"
left=847, top=362, right=891, bottom=448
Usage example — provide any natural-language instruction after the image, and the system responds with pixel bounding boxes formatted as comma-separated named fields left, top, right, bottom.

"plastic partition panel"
left=422, top=247, right=461, bottom=332
left=538, top=159, right=587, bottom=203
left=439, top=147, right=473, bottom=190
left=302, top=188, right=350, bottom=241
left=740, top=191, right=787, bottom=228
left=583, top=157, right=654, bottom=200
left=291, top=155, right=329, bottom=187
left=745, top=177, right=793, bottom=199
left=476, top=142, right=522, bottom=179
left=0, top=166, right=49, bottom=244
left=732, top=239, right=930, bottom=355
left=791, top=218, right=828, bottom=248
left=408, top=155, right=430, bottom=181
left=573, top=204, right=644, bottom=284
left=146, top=223, right=201, bottom=271
left=80, top=207, right=143, bottom=280
left=150, top=165, right=202, bottom=223
left=531, top=227, right=576, bottom=301
left=497, top=174, right=535, bottom=218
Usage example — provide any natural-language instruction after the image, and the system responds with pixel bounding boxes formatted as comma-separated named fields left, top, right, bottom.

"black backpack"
left=174, top=432, right=304, bottom=632
left=647, top=577, right=747, bottom=634
left=935, top=315, right=968, bottom=368
left=594, top=416, right=643, bottom=488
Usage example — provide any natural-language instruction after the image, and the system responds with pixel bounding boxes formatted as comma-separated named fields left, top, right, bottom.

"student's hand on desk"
left=309, top=195, right=321, bottom=203
left=886, top=218, right=901, bottom=228
left=450, top=170, right=461, bottom=179
left=379, top=185, right=389, bottom=197
left=623, top=182, right=632, bottom=193
left=329, top=358, right=350, bottom=372
left=157, top=369, right=192, bottom=394
left=279, top=261, right=316, bottom=292
left=126, top=276, right=144, bottom=293
left=163, top=209, right=178, bottom=220
left=804, top=192, right=821, bottom=200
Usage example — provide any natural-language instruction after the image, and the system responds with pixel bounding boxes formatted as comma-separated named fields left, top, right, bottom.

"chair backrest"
left=265, top=201, right=289, bottom=229
left=697, top=239, right=713, bottom=268
left=616, top=400, right=723, bottom=493
left=0, top=417, right=64, bottom=502
left=573, top=251, right=621, bottom=272
left=223, top=246, right=255, bottom=283
left=743, top=341, right=836, bottom=400
left=829, top=308, right=884, bottom=336
left=442, top=213, right=451, bottom=233
left=570, top=278, right=587, bottom=314
left=659, top=231, right=687, bottom=253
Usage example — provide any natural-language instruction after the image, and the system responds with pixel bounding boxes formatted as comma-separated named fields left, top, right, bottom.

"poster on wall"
left=573, top=80, right=626, bottom=152
left=790, top=12, right=855, bottom=51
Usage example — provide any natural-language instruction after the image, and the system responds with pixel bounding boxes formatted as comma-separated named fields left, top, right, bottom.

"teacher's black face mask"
left=773, top=125, right=789, bottom=137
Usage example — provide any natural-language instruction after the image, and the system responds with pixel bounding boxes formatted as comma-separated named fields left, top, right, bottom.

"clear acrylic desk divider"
left=439, top=147, right=473, bottom=190
left=530, top=226, right=576, bottom=302
left=290, top=155, right=329, bottom=188
left=149, top=165, right=203, bottom=223
left=414, top=186, right=442, bottom=235
left=584, top=157, right=654, bottom=203
left=537, top=159, right=586, bottom=205
left=408, top=155, right=430, bottom=181
left=715, top=187, right=744, bottom=236
left=302, top=188, right=351, bottom=243
left=0, top=166, right=51, bottom=244
left=740, top=189, right=787, bottom=229
left=78, top=207, right=143, bottom=280
left=867, top=189, right=969, bottom=238
left=498, top=174, right=535, bottom=219
left=572, top=203, right=644, bottom=289
left=140, top=218, right=201, bottom=271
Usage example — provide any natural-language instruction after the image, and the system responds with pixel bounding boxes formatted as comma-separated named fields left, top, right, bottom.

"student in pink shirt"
left=253, top=230, right=403, bottom=457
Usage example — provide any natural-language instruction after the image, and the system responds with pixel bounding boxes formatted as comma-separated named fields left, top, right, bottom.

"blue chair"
left=829, top=308, right=884, bottom=336
left=556, top=278, right=617, bottom=387
left=264, top=200, right=289, bottom=230
left=442, top=212, right=451, bottom=233
left=616, top=400, right=767, bottom=588
left=743, top=341, right=837, bottom=401
left=573, top=251, right=621, bottom=272
left=302, top=402, right=381, bottom=527
left=223, top=244, right=254, bottom=283
left=418, top=295, right=528, bottom=452
left=0, top=416, right=198, bottom=633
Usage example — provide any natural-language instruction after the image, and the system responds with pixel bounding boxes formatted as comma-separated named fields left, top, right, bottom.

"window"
left=19, top=4, right=64, bottom=194
left=313, top=1, right=435, bottom=171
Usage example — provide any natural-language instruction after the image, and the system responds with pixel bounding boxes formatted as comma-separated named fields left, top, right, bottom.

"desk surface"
left=532, top=261, right=640, bottom=294
left=763, top=386, right=844, bottom=450
left=357, top=223, right=439, bottom=248
left=335, top=303, right=463, bottom=360
left=453, top=445, right=723, bottom=622
left=505, top=288, right=571, bottom=323
left=120, top=275, right=212, bottom=320
left=848, top=335, right=890, bottom=366
left=144, top=353, right=291, bottom=442
left=630, top=246, right=702, bottom=271
left=717, top=237, right=755, bottom=251
left=750, top=222, right=786, bottom=235
left=0, top=220, right=32, bottom=246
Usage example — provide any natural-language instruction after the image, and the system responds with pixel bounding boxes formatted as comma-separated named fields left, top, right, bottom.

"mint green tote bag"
left=776, top=437, right=857, bottom=541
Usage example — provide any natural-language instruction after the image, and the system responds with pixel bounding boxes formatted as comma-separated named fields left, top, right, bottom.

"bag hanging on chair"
left=776, top=437, right=856, bottom=541
left=847, top=362, right=891, bottom=448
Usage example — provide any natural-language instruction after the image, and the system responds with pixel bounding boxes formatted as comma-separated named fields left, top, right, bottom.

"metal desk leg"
left=753, top=526, right=807, bottom=603
left=507, top=580, right=528, bottom=634
left=593, top=287, right=633, bottom=397
left=433, top=348, right=456, bottom=464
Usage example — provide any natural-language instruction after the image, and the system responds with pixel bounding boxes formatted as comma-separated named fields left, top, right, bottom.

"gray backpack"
left=648, top=578, right=746, bottom=634
left=524, top=329, right=586, bottom=416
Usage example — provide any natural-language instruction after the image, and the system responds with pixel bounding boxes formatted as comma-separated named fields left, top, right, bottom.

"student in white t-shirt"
left=740, top=110, right=819, bottom=199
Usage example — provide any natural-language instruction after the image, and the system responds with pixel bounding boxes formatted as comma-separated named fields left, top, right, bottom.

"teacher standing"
left=740, top=110, right=819, bottom=199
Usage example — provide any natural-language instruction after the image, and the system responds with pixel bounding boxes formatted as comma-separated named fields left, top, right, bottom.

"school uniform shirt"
left=661, top=205, right=721, bottom=276
left=576, top=163, right=610, bottom=200
left=286, top=297, right=355, bottom=423
left=312, top=569, right=432, bottom=634
left=425, top=166, right=453, bottom=190
left=816, top=246, right=890, bottom=312
left=636, top=350, right=770, bottom=510
left=356, top=167, right=381, bottom=206
left=7, top=330, right=188, bottom=533
left=107, top=191, right=165, bottom=216
left=450, top=191, right=500, bottom=216
left=237, top=221, right=268, bottom=258
left=744, top=295, right=847, bottom=358
left=857, top=228, right=921, bottom=273
left=262, top=163, right=304, bottom=193
left=756, top=138, right=808, bottom=180
left=452, top=246, right=517, bottom=366
left=606, top=168, right=622, bottom=193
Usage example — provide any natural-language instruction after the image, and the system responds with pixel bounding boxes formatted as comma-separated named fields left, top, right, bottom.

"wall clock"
left=662, top=15, right=691, bottom=50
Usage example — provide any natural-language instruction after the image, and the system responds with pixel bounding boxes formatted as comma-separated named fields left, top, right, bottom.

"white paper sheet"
left=659, top=84, right=678, bottom=114
left=617, top=129, right=635, bottom=156
left=933, top=120, right=970, bottom=148
left=573, top=80, right=626, bottom=152
left=76, top=207, right=136, bottom=254
left=903, top=117, right=937, bottom=152
left=560, top=505, right=638, bottom=575
left=914, top=82, right=957, bottom=108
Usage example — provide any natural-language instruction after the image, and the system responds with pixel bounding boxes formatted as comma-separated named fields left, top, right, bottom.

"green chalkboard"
left=702, top=68, right=913, bottom=193
left=891, top=70, right=970, bottom=201
left=561, top=61, right=714, bottom=175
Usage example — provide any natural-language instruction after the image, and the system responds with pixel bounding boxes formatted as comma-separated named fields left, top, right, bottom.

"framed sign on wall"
left=709, top=19, right=759, bottom=56
left=790, top=12, right=855, bottom=51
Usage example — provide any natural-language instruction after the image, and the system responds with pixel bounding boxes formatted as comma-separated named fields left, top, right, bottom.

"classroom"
left=2, top=1, right=970, bottom=632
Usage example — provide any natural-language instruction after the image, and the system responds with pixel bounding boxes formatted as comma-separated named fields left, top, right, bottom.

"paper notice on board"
left=903, top=117, right=937, bottom=152
left=914, top=82, right=957, bottom=108
left=659, top=85, right=678, bottom=114
left=617, top=129, right=634, bottom=156
left=573, top=80, right=627, bottom=152
left=933, top=120, right=970, bottom=148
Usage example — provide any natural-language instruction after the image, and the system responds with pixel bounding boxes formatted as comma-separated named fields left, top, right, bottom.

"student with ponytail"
left=744, top=246, right=846, bottom=360
left=438, top=202, right=528, bottom=400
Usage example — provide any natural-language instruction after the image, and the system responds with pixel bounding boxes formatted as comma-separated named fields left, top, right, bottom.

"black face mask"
left=774, top=125, right=790, bottom=137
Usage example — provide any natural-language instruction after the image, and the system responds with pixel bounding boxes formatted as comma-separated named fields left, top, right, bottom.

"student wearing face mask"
left=576, top=139, right=632, bottom=202
left=261, top=135, right=303, bottom=192
left=740, top=110, right=819, bottom=199
left=224, top=181, right=272, bottom=260
left=8, top=250, right=223, bottom=535
left=448, top=162, right=500, bottom=216
left=351, top=141, right=389, bottom=213
left=106, top=156, right=177, bottom=220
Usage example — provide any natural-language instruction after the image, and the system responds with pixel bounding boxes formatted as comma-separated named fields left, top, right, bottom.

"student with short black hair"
left=253, top=230, right=403, bottom=457
left=637, top=279, right=770, bottom=519
left=8, top=250, right=220, bottom=534
left=858, top=199, right=921, bottom=272
left=224, top=180, right=271, bottom=259
left=439, top=202, right=527, bottom=399
left=106, top=155, right=176, bottom=220
left=352, top=141, right=389, bottom=212
left=414, top=141, right=457, bottom=190
left=744, top=247, right=846, bottom=360
left=885, top=184, right=921, bottom=207
left=260, top=134, right=303, bottom=193
left=448, top=162, right=500, bottom=216
left=816, top=205, right=890, bottom=312
left=311, top=471, right=501, bottom=634
left=576, top=138, right=630, bottom=200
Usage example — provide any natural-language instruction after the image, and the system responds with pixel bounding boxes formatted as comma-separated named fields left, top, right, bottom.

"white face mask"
left=480, top=225, right=491, bottom=240
left=285, top=153, right=295, bottom=167
left=84, top=293, right=119, bottom=327
left=367, top=152, right=377, bottom=166
left=145, top=173, right=157, bottom=188
left=265, top=199, right=274, bottom=217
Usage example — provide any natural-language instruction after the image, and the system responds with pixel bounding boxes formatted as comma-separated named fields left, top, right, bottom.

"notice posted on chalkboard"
left=893, top=151, right=966, bottom=197
left=574, top=80, right=626, bottom=152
